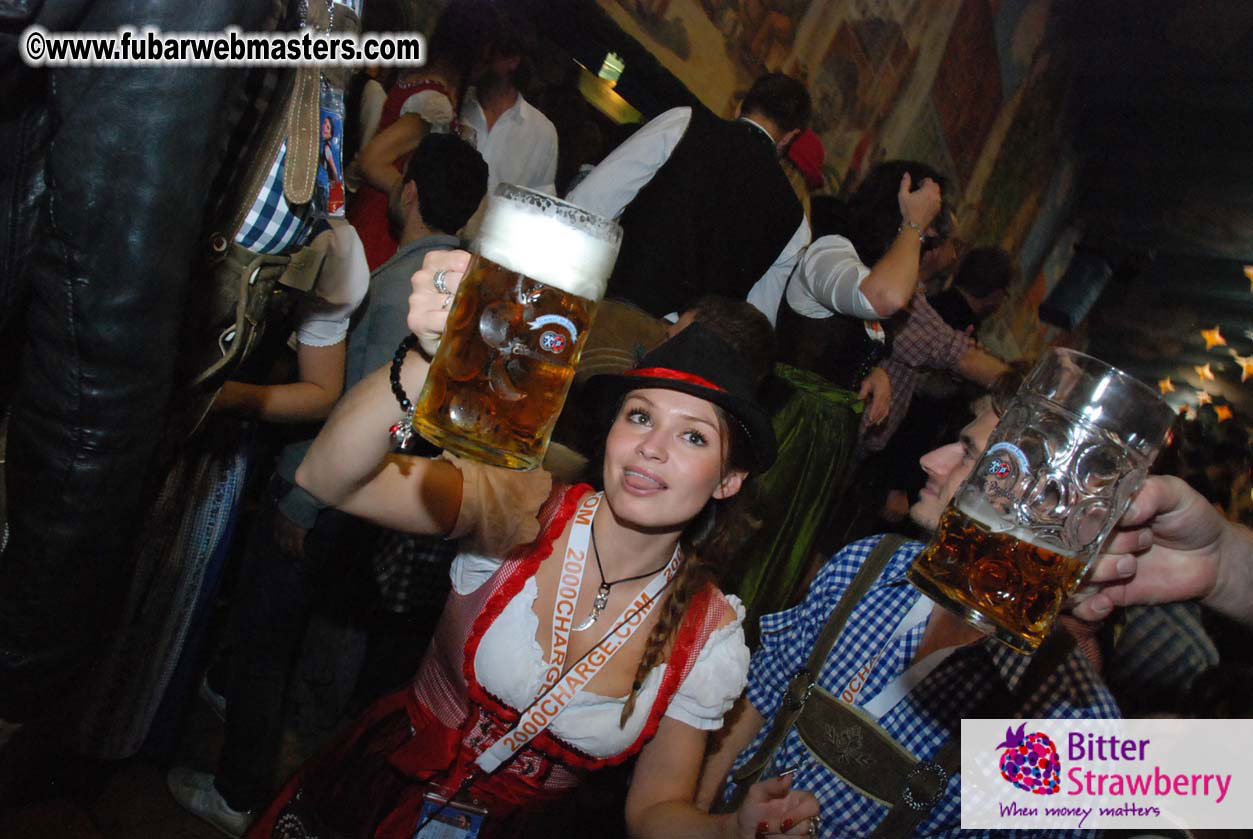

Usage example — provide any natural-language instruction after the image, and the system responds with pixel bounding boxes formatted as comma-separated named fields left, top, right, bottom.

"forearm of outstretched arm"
left=860, top=228, right=925, bottom=316
left=696, top=698, right=765, bottom=810
left=627, top=719, right=737, bottom=838
left=956, top=345, right=1009, bottom=386
left=1206, top=521, right=1253, bottom=625
left=294, top=351, right=460, bottom=534
left=359, top=114, right=425, bottom=194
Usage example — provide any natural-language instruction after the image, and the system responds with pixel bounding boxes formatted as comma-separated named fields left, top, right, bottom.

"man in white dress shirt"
left=568, top=73, right=811, bottom=322
left=459, top=27, right=558, bottom=196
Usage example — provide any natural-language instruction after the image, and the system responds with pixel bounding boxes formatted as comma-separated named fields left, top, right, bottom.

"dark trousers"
left=214, top=476, right=371, bottom=811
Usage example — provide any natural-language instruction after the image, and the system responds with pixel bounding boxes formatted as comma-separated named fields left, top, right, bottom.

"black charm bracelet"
left=388, top=335, right=420, bottom=453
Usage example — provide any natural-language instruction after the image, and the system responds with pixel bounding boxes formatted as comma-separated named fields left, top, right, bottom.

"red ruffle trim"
left=460, top=483, right=730, bottom=771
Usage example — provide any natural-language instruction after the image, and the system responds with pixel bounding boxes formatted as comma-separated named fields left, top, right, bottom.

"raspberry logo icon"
left=996, top=723, right=1060, bottom=795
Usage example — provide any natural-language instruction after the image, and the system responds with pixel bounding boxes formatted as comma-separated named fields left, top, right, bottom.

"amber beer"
left=907, top=503, right=1087, bottom=653
left=413, top=185, right=621, bottom=470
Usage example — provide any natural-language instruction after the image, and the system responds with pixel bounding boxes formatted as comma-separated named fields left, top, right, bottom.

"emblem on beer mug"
left=529, top=314, right=578, bottom=355
left=411, top=183, right=621, bottom=471
left=539, top=330, right=567, bottom=354
left=984, top=442, right=1029, bottom=480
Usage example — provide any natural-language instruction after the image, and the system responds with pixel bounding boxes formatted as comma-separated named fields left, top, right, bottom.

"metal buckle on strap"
left=901, top=760, right=948, bottom=811
left=785, top=669, right=814, bottom=710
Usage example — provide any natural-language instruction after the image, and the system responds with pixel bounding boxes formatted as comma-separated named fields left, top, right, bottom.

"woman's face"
left=602, top=388, right=745, bottom=532
left=322, top=117, right=333, bottom=139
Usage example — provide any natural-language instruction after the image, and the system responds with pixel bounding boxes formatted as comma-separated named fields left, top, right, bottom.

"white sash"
left=839, top=592, right=961, bottom=721
left=475, top=492, right=680, bottom=774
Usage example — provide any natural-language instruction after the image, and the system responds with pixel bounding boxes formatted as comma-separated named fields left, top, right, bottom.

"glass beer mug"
left=413, top=184, right=622, bottom=470
left=907, top=349, right=1176, bottom=653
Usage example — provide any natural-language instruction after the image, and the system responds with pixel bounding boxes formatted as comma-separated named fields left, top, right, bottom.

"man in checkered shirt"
left=859, top=284, right=1008, bottom=456
left=699, top=371, right=1118, bottom=837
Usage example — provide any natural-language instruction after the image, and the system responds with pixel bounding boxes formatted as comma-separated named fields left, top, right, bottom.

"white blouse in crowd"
left=784, top=233, right=881, bottom=322
left=292, top=224, right=370, bottom=347
left=459, top=87, right=559, bottom=197
left=356, top=78, right=387, bottom=152
left=442, top=455, right=751, bottom=759
left=398, top=87, right=455, bottom=128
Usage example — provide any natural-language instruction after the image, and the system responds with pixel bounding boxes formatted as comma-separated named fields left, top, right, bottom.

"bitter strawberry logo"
left=997, top=723, right=1061, bottom=795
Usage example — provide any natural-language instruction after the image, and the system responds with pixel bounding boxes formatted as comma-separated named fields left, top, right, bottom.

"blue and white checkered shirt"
left=219, top=67, right=317, bottom=254
left=725, top=535, right=1120, bottom=837
left=234, top=143, right=316, bottom=254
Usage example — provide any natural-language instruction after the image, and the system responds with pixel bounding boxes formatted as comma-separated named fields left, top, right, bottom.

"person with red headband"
left=242, top=250, right=821, bottom=838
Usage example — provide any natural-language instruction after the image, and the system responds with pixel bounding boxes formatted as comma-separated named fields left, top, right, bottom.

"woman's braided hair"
left=617, top=409, right=759, bottom=726
left=602, top=297, right=772, bottom=727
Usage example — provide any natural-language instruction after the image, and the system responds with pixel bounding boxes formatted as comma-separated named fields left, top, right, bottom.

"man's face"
left=387, top=180, right=413, bottom=232
left=474, top=49, right=520, bottom=87
left=919, top=237, right=958, bottom=283
left=970, top=288, right=1008, bottom=318
left=909, top=408, right=1000, bottom=532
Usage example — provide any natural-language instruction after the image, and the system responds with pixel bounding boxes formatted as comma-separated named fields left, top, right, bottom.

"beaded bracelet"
left=388, top=335, right=420, bottom=453
left=899, top=219, right=926, bottom=243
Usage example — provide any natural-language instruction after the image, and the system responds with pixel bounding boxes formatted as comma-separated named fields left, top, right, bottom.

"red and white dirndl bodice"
left=248, top=483, right=733, bottom=839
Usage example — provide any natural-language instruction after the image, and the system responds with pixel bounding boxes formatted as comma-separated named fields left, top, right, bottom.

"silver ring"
left=432, top=269, right=449, bottom=295
left=807, top=814, right=819, bottom=837
left=441, top=294, right=452, bottom=310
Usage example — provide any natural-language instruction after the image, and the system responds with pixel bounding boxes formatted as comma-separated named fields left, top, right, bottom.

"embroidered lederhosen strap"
left=863, top=628, right=1073, bottom=838
left=727, top=535, right=906, bottom=810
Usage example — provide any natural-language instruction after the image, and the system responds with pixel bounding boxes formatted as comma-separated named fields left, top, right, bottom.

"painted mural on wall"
left=601, top=0, right=1071, bottom=357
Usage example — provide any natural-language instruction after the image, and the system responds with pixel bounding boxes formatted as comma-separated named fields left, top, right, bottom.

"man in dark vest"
left=567, top=73, right=810, bottom=323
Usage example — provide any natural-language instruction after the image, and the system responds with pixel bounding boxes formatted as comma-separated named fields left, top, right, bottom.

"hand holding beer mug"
left=412, top=185, right=621, bottom=470
left=907, top=349, right=1176, bottom=653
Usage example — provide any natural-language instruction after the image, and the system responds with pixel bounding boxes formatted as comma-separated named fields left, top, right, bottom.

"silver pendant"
left=572, top=584, right=611, bottom=632
left=389, top=408, right=416, bottom=452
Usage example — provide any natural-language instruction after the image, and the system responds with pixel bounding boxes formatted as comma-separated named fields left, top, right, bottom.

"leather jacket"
left=0, top=0, right=270, bottom=720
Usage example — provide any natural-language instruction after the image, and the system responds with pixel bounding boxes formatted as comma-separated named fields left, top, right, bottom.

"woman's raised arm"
left=295, top=250, right=472, bottom=535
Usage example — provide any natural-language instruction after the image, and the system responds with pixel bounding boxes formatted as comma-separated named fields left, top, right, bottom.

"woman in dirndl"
left=248, top=250, right=821, bottom=838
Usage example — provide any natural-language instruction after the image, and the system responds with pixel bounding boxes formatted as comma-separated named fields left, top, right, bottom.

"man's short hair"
left=685, top=294, right=776, bottom=387
left=403, top=133, right=488, bottom=235
left=491, top=10, right=537, bottom=91
left=740, top=73, right=811, bottom=134
left=990, top=360, right=1033, bottom=417
left=955, top=246, right=1015, bottom=299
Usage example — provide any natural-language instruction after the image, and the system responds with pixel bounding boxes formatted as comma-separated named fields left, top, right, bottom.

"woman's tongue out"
left=623, top=467, right=666, bottom=493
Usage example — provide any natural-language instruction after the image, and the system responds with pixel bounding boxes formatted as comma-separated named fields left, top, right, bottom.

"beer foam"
left=477, top=189, right=620, bottom=300
left=956, top=497, right=1079, bottom=558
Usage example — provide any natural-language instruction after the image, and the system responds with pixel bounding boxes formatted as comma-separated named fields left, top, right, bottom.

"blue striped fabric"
left=725, top=535, right=1121, bottom=837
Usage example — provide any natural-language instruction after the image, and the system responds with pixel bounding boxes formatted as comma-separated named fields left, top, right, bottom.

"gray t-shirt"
left=275, top=233, right=461, bottom=524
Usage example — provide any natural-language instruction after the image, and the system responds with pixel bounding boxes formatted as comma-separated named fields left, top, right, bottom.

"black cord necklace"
left=573, top=513, right=676, bottom=632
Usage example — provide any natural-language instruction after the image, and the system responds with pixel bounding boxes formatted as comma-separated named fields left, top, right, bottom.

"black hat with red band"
left=586, top=323, right=777, bottom=471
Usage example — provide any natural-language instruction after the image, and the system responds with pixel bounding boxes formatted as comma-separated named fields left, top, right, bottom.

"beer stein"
left=907, top=349, right=1175, bottom=653
left=413, top=184, right=622, bottom=470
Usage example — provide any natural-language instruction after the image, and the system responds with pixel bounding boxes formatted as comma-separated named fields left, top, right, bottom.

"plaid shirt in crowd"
left=861, top=289, right=975, bottom=453
left=371, top=531, right=456, bottom=614
left=724, top=535, right=1120, bottom=838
